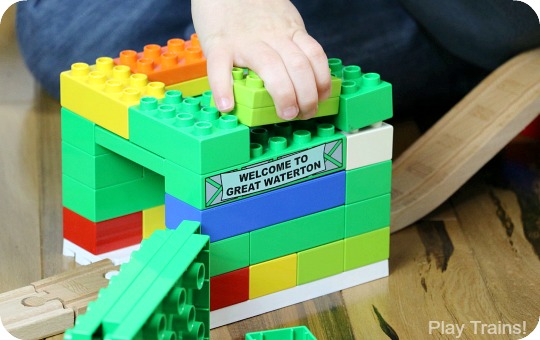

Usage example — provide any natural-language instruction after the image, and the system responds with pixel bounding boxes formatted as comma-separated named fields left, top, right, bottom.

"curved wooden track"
left=391, top=48, right=540, bottom=232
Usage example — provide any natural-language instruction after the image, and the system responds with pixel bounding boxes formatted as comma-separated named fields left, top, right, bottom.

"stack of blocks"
left=60, top=35, right=393, bottom=329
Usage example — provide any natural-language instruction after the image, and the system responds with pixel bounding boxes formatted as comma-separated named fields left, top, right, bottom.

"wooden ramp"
left=391, top=48, right=540, bottom=232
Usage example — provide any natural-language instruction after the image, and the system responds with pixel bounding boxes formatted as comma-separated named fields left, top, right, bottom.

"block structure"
left=60, top=39, right=393, bottom=330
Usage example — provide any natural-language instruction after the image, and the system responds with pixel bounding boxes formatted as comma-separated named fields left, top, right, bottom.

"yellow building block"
left=142, top=205, right=166, bottom=239
left=165, top=76, right=210, bottom=97
left=249, top=254, right=297, bottom=299
left=60, top=57, right=166, bottom=139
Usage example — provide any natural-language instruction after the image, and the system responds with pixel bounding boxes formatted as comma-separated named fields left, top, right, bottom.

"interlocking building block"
left=164, top=120, right=345, bottom=209
left=64, top=220, right=210, bottom=340
left=166, top=75, right=210, bottom=97
left=61, top=57, right=166, bottom=139
left=63, top=207, right=142, bottom=255
left=62, top=168, right=164, bottom=222
left=345, top=193, right=391, bottom=237
left=129, top=91, right=250, bottom=174
left=329, top=58, right=393, bottom=132
left=249, top=254, right=297, bottom=299
left=250, top=206, right=345, bottom=265
left=341, top=122, right=393, bottom=170
left=344, top=227, right=390, bottom=271
left=210, top=267, right=249, bottom=311
left=114, top=36, right=207, bottom=85
left=245, top=326, right=317, bottom=340
left=225, top=68, right=342, bottom=126
left=345, top=160, right=392, bottom=204
left=95, top=125, right=165, bottom=176
left=62, top=141, right=143, bottom=189
left=142, top=205, right=166, bottom=239
left=210, top=233, right=250, bottom=277
left=165, top=171, right=345, bottom=242
left=61, top=108, right=108, bottom=155
left=297, top=240, right=344, bottom=285
left=233, top=69, right=342, bottom=108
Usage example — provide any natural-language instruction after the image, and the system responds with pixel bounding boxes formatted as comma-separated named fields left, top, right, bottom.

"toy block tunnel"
left=60, top=35, right=393, bottom=335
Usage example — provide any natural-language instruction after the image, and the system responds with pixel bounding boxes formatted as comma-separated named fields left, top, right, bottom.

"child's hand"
left=191, top=0, right=331, bottom=120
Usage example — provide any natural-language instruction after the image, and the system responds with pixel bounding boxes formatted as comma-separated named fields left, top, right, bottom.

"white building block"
left=341, top=122, right=393, bottom=170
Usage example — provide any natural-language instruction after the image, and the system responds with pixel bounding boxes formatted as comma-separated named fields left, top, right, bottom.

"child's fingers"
left=274, top=39, right=319, bottom=120
left=240, top=42, right=300, bottom=120
left=293, top=32, right=332, bottom=102
left=206, top=46, right=235, bottom=112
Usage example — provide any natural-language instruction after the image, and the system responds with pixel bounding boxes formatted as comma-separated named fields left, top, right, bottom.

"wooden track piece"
left=0, top=260, right=118, bottom=339
left=391, top=48, right=540, bottom=232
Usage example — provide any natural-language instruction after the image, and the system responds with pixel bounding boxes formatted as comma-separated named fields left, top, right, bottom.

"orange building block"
left=114, top=35, right=207, bottom=85
left=63, top=207, right=142, bottom=254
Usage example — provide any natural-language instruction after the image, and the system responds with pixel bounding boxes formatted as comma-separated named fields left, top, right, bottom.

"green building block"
left=250, top=206, right=345, bottom=265
left=210, top=233, right=250, bottom=277
left=61, top=107, right=108, bottom=155
left=95, top=125, right=165, bottom=176
left=345, top=160, right=392, bottom=204
left=128, top=90, right=250, bottom=174
left=297, top=240, right=344, bottom=285
left=329, top=58, right=393, bottom=132
left=232, top=68, right=341, bottom=108
left=62, top=168, right=164, bottom=222
left=62, top=141, right=144, bottom=189
left=64, top=220, right=210, bottom=340
left=245, top=326, right=317, bottom=340
left=165, top=120, right=345, bottom=209
left=345, top=193, right=391, bottom=237
left=344, top=227, right=389, bottom=271
left=228, top=97, right=339, bottom=127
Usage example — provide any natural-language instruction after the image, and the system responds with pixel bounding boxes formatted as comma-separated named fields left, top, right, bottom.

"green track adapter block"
left=64, top=220, right=210, bottom=340
left=165, top=120, right=346, bottom=209
left=62, top=168, right=164, bottom=222
left=245, top=326, right=317, bottom=340
left=129, top=90, right=250, bottom=174
left=329, top=58, right=393, bottom=132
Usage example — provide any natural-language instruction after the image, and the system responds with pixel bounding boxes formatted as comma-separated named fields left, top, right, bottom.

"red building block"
left=63, top=207, right=142, bottom=254
left=210, top=267, right=249, bottom=311
left=114, top=35, right=207, bottom=85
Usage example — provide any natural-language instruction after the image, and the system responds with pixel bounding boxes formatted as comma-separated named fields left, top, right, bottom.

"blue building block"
left=166, top=171, right=346, bottom=242
left=129, top=91, right=250, bottom=174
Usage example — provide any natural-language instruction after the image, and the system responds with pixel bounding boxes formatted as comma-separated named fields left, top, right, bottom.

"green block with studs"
left=128, top=90, right=250, bottom=174
left=329, top=58, right=393, bottom=132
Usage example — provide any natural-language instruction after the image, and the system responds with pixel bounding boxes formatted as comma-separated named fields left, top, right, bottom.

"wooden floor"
left=1, top=5, right=539, bottom=339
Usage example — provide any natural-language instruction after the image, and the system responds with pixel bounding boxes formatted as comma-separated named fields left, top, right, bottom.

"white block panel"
left=341, top=122, right=393, bottom=170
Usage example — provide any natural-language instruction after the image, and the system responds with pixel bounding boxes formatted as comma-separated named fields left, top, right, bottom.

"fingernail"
left=217, top=97, right=232, bottom=112
left=281, top=106, right=299, bottom=120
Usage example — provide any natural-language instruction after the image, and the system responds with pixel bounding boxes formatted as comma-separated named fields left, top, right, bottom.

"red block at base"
left=63, top=207, right=142, bottom=254
left=210, top=267, right=249, bottom=311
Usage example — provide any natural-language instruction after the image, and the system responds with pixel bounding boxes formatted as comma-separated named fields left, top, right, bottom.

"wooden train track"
left=391, top=48, right=540, bottom=232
